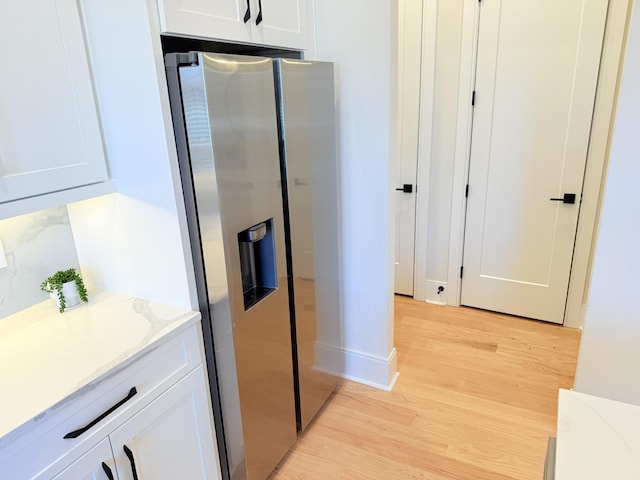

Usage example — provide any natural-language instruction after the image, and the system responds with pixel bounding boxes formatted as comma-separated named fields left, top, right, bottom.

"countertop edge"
left=556, top=389, right=640, bottom=479
left=0, top=292, right=202, bottom=446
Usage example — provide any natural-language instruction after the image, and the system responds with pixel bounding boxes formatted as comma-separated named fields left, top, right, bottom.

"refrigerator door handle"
left=256, top=0, right=263, bottom=25
left=243, top=0, right=251, bottom=23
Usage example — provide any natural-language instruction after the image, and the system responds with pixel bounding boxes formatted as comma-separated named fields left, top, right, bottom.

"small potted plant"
left=40, top=268, right=89, bottom=313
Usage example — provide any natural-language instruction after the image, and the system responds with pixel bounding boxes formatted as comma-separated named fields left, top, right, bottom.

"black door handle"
left=243, top=0, right=251, bottom=23
left=396, top=184, right=413, bottom=193
left=64, top=387, right=137, bottom=439
left=123, top=445, right=140, bottom=480
left=549, top=193, right=576, bottom=204
left=256, top=0, right=263, bottom=25
left=101, top=462, right=115, bottom=480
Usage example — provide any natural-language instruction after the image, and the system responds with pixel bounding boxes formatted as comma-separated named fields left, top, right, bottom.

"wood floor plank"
left=271, top=297, right=581, bottom=479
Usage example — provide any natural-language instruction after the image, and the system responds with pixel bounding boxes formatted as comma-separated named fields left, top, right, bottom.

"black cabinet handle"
left=549, top=193, right=576, bottom=204
left=396, top=184, right=413, bottom=193
left=243, top=0, right=251, bottom=23
left=123, top=445, right=140, bottom=480
left=101, top=462, right=115, bottom=480
left=256, top=0, right=263, bottom=25
left=63, top=387, right=137, bottom=439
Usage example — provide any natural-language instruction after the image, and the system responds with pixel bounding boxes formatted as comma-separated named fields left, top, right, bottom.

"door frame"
left=442, top=0, right=631, bottom=327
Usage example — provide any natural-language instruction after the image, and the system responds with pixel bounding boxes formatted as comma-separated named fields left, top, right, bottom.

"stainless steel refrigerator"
left=165, top=52, right=342, bottom=480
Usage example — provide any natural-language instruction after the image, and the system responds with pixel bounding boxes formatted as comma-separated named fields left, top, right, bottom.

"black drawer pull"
left=101, top=462, right=115, bottom=480
left=124, top=445, right=140, bottom=480
left=63, top=387, right=137, bottom=439
left=243, top=0, right=251, bottom=23
left=256, top=0, right=263, bottom=25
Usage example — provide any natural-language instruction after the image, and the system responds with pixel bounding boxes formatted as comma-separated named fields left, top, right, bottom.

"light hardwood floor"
left=272, top=296, right=581, bottom=479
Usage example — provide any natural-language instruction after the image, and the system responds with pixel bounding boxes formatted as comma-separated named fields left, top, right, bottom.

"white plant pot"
left=50, top=280, right=81, bottom=311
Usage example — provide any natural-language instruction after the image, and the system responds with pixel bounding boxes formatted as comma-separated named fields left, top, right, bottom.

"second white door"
left=461, top=0, right=608, bottom=323
left=394, top=0, right=422, bottom=296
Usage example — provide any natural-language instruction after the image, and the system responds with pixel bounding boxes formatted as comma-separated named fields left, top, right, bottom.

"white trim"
left=579, top=303, right=588, bottom=330
left=314, top=342, right=399, bottom=391
left=413, top=0, right=438, bottom=302
left=447, top=0, right=481, bottom=307
left=144, top=0, right=201, bottom=310
left=340, top=371, right=400, bottom=393
left=563, top=0, right=631, bottom=328
left=305, top=0, right=318, bottom=60
left=0, top=181, right=116, bottom=221
left=446, top=0, right=630, bottom=321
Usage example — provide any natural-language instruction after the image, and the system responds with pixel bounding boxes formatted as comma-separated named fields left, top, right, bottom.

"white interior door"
left=461, top=0, right=608, bottom=323
left=394, top=0, right=422, bottom=296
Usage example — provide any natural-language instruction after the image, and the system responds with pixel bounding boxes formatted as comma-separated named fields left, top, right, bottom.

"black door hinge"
left=465, top=184, right=469, bottom=198
left=460, top=266, right=464, bottom=279
left=472, top=91, right=476, bottom=106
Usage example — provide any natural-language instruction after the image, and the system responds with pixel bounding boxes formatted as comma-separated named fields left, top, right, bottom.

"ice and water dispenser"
left=238, top=219, right=278, bottom=310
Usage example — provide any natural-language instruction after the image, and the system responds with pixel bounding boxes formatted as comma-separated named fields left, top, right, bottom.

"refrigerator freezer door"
left=275, top=59, right=343, bottom=431
left=179, top=53, right=297, bottom=480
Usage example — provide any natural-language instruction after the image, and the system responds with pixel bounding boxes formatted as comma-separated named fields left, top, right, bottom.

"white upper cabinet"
left=157, top=0, right=307, bottom=50
left=0, top=0, right=108, bottom=204
left=157, top=0, right=253, bottom=44
left=250, top=0, right=307, bottom=50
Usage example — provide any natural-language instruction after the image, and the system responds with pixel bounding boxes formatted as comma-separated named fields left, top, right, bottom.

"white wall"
left=573, top=2, right=640, bottom=404
left=0, top=207, right=80, bottom=318
left=309, top=0, right=399, bottom=389
left=67, top=0, right=196, bottom=310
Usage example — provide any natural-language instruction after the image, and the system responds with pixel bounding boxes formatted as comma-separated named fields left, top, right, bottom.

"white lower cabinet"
left=110, top=367, right=219, bottom=480
left=0, top=323, right=222, bottom=480
left=50, top=367, right=220, bottom=480
left=51, top=439, right=116, bottom=480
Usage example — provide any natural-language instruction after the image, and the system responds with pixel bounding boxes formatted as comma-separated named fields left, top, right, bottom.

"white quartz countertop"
left=0, top=291, right=200, bottom=443
left=556, top=389, right=640, bottom=479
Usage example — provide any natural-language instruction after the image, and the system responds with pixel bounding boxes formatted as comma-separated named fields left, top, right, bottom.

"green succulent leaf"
left=40, top=268, right=88, bottom=313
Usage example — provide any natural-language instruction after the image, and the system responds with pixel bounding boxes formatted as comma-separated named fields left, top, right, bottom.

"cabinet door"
left=110, top=366, right=221, bottom=480
left=250, top=0, right=307, bottom=49
left=50, top=439, right=116, bottom=480
left=0, top=0, right=108, bottom=203
left=157, top=0, right=252, bottom=44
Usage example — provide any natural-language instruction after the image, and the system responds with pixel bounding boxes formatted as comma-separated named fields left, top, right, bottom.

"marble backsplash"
left=0, top=206, right=80, bottom=318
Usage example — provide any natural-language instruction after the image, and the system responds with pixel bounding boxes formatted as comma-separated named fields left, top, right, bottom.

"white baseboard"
left=579, top=304, right=588, bottom=330
left=425, top=280, right=448, bottom=305
left=314, top=341, right=399, bottom=391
